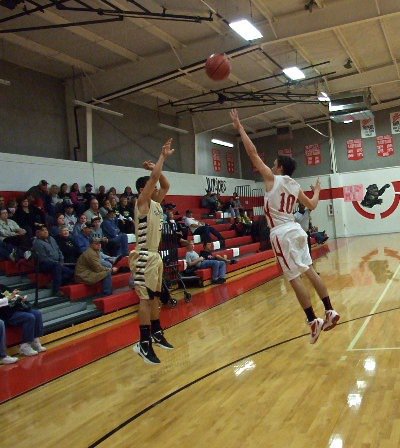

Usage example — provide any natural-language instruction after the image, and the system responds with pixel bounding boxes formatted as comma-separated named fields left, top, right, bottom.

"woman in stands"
left=121, top=186, right=135, bottom=203
left=14, top=196, right=45, bottom=239
left=100, top=199, right=112, bottom=218
left=58, top=183, right=72, bottom=205
left=107, top=187, right=119, bottom=203
left=70, top=183, right=86, bottom=215
left=0, top=287, right=46, bottom=357
left=50, top=213, right=66, bottom=238
left=72, top=213, right=88, bottom=238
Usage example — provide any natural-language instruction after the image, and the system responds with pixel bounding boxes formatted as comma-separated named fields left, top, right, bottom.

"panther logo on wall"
left=360, top=184, right=390, bottom=208
left=352, top=181, right=400, bottom=219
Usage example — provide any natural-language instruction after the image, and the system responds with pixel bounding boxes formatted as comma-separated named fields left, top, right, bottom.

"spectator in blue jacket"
left=32, top=225, right=74, bottom=296
left=101, top=209, right=128, bottom=257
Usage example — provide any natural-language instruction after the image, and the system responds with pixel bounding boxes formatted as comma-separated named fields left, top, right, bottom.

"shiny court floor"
left=2, top=234, right=400, bottom=448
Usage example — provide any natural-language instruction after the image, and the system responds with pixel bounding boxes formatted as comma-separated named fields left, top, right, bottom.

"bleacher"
left=1, top=191, right=324, bottom=347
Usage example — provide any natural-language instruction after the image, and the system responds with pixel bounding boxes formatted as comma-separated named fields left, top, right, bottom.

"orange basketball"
left=205, top=53, right=231, bottom=81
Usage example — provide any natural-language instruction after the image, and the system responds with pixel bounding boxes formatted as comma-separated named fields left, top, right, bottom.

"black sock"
left=322, top=296, right=333, bottom=311
left=151, top=319, right=162, bottom=334
left=304, top=306, right=317, bottom=322
left=139, top=325, right=151, bottom=343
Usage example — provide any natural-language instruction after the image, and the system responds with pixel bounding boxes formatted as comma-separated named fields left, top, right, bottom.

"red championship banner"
left=376, top=135, right=394, bottom=157
left=278, top=148, right=292, bottom=157
left=212, top=148, right=221, bottom=172
left=360, top=117, right=376, bottom=138
left=253, top=151, right=265, bottom=172
left=347, top=139, right=364, bottom=161
left=226, top=150, right=235, bottom=173
left=304, top=144, right=321, bottom=166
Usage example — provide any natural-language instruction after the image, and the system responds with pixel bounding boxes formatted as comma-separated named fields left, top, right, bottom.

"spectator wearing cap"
left=64, top=204, right=77, bottom=233
left=84, top=198, right=103, bottom=223
left=101, top=209, right=129, bottom=257
left=32, top=225, right=74, bottom=296
left=74, top=236, right=117, bottom=296
left=27, top=180, right=49, bottom=211
left=55, top=226, right=81, bottom=266
left=82, top=183, right=96, bottom=209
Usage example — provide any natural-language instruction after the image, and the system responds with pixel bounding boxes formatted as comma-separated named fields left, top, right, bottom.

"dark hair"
left=136, top=176, right=150, bottom=192
left=185, top=209, right=192, bottom=215
left=70, top=183, right=79, bottom=193
left=277, top=155, right=297, bottom=176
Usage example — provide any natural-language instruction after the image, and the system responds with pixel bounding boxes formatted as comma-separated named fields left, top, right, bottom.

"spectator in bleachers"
left=14, top=196, right=45, bottom=239
left=227, top=192, right=242, bottom=219
left=91, top=217, right=119, bottom=262
left=0, top=196, right=5, bottom=210
left=82, top=183, right=96, bottom=209
left=96, top=185, right=107, bottom=205
left=74, top=221, right=93, bottom=253
left=27, top=179, right=49, bottom=211
left=166, top=210, right=188, bottom=245
left=183, top=210, right=225, bottom=245
left=0, top=318, right=18, bottom=364
left=117, top=196, right=134, bottom=234
left=0, top=287, right=46, bottom=357
left=49, top=184, right=63, bottom=216
left=32, top=225, right=74, bottom=296
left=99, top=199, right=111, bottom=218
left=74, top=236, right=117, bottom=297
left=0, top=240, right=15, bottom=262
left=64, top=204, right=77, bottom=233
left=201, top=190, right=219, bottom=214
left=107, top=187, right=119, bottom=203
left=50, top=213, right=65, bottom=238
left=84, top=198, right=103, bottom=223
left=6, top=198, right=17, bottom=219
left=58, top=183, right=72, bottom=205
left=101, top=209, right=129, bottom=257
left=121, top=186, right=135, bottom=203
left=0, top=209, right=31, bottom=259
left=72, top=213, right=88, bottom=238
left=55, top=226, right=81, bottom=266
left=185, top=242, right=226, bottom=284
left=70, top=183, right=86, bottom=215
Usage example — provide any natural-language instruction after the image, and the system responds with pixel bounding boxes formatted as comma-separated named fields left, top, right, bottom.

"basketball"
left=205, top=53, right=231, bottom=81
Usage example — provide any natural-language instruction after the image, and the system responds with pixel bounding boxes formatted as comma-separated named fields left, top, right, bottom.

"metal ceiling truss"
left=0, top=0, right=213, bottom=33
left=157, top=62, right=335, bottom=114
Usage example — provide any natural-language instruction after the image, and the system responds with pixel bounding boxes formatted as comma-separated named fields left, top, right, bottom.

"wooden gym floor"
left=2, top=233, right=400, bottom=448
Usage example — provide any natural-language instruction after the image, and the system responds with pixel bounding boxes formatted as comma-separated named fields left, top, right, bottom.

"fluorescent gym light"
left=158, top=123, right=189, bottom=134
left=229, top=19, right=263, bottom=41
left=283, top=67, right=305, bottom=81
left=211, top=138, right=234, bottom=148
left=0, top=78, right=11, bottom=86
left=74, top=100, right=124, bottom=117
left=329, top=103, right=346, bottom=112
left=318, top=91, right=330, bottom=102
left=344, top=120, right=353, bottom=124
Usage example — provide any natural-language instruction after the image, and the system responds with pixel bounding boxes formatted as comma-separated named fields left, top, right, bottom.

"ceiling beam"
left=251, top=0, right=278, bottom=39
left=0, top=33, right=98, bottom=74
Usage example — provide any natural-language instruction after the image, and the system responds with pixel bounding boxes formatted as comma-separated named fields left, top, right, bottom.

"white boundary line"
left=349, top=347, right=400, bottom=351
left=347, top=263, right=400, bottom=351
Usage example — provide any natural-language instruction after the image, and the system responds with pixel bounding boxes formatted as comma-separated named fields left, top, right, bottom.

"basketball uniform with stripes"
left=129, top=200, right=164, bottom=299
left=264, top=175, right=312, bottom=281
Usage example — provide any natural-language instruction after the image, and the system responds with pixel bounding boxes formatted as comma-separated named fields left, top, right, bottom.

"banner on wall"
left=360, top=117, right=376, bottom=138
left=277, top=148, right=292, bottom=157
left=226, top=150, right=235, bottom=174
left=212, top=148, right=221, bottom=172
left=347, top=139, right=364, bottom=160
left=390, top=112, right=400, bottom=134
left=376, top=135, right=395, bottom=157
left=253, top=151, right=265, bottom=172
left=343, top=184, right=364, bottom=202
left=304, top=144, right=321, bottom=166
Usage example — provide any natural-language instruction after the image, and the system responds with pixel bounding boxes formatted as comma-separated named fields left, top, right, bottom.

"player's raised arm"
left=230, top=109, right=274, bottom=183
left=298, top=178, right=321, bottom=211
left=137, top=138, right=174, bottom=211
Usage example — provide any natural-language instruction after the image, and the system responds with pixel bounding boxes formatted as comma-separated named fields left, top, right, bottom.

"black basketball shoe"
left=152, top=330, right=174, bottom=350
left=133, top=341, right=160, bottom=365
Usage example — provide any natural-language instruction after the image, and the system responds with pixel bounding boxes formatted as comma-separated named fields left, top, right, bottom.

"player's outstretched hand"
left=143, top=160, right=155, bottom=171
left=162, top=138, right=175, bottom=158
left=311, top=178, right=321, bottom=193
left=230, top=109, right=242, bottom=130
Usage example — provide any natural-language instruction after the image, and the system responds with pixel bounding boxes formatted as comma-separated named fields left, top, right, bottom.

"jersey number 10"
left=279, top=193, right=296, bottom=214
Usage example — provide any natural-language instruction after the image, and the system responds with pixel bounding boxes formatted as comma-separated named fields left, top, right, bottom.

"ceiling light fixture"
left=211, top=138, right=234, bottom=148
left=343, top=119, right=353, bottom=124
left=158, top=123, right=189, bottom=134
left=318, top=91, right=330, bottom=102
left=0, top=78, right=11, bottom=86
left=283, top=67, right=306, bottom=81
left=229, top=19, right=263, bottom=41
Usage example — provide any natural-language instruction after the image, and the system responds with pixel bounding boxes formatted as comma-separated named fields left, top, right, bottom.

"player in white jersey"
left=130, top=138, right=175, bottom=364
left=230, top=109, right=339, bottom=344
